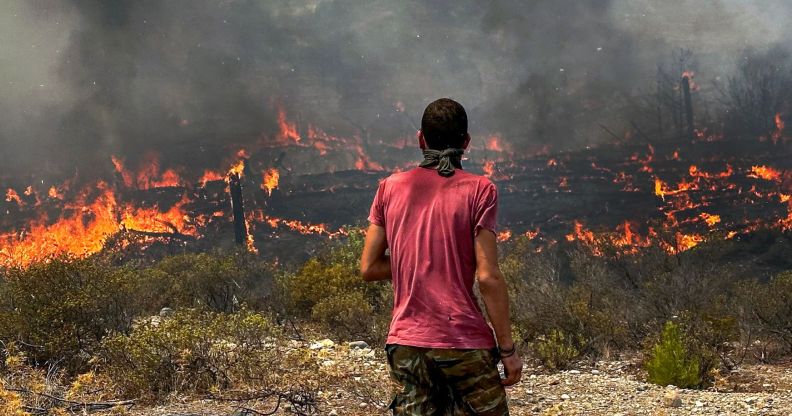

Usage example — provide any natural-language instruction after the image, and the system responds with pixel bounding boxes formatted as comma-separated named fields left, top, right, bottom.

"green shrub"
left=0, top=257, right=139, bottom=371
left=98, top=308, right=279, bottom=399
left=531, top=329, right=581, bottom=370
left=278, top=229, right=391, bottom=342
left=644, top=321, right=707, bottom=388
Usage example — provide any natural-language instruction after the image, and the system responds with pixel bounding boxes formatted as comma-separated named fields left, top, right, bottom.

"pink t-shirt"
left=368, top=166, right=498, bottom=349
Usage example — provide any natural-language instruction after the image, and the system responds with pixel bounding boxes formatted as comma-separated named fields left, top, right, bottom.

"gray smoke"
left=1, top=0, right=791, bottom=181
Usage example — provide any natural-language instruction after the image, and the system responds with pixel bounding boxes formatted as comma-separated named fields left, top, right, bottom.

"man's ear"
left=417, top=130, right=427, bottom=150
left=462, top=133, right=471, bottom=150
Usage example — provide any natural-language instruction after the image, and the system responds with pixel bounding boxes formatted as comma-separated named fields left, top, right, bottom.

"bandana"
left=419, top=148, right=464, bottom=177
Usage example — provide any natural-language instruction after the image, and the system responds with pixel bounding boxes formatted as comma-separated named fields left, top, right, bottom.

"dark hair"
left=421, top=98, right=468, bottom=150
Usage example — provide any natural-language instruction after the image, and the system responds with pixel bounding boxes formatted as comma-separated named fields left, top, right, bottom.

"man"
left=360, top=98, right=522, bottom=415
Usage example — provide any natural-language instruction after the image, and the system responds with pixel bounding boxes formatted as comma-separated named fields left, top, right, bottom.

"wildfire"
left=689, top=164, right=733, bottom=179
left=482, top=161, right=495, bottom=178
left=486, top=135, right=505, bottom=152
left=497, top=230, right=512, bottom=242
left=0, top=182, right=199, bottom=268
left=748, top=165, right=782, bottom=182
left=5, top=188, right=23, bottom=206
left=261, top=168, right=280, bottom=196
left=48, top=186, right=64, bottom=200
left=699, top=212, right=721, bottom=227
left=112, top=154, right=184, bottom=189
left=199, top=169, right=224, bottom=187
left=276, top=108, right=301, bottom=144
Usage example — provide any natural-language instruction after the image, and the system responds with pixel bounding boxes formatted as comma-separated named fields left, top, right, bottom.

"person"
left=360, top=98, right=522, bottom=415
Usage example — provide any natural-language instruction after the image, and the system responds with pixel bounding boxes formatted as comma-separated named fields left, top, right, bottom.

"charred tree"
left=228, top=172, right=247, bottom=246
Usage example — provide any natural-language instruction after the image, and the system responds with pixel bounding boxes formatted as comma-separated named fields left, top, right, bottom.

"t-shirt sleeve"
left=473, top=181, right=498, bottom=235
left=368, top=179, right=386, bottom=226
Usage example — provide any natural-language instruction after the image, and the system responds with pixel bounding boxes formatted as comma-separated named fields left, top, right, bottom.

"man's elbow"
left=360, top=264, right=375, bottom=281
left=477, top=270, right=505, bottom=290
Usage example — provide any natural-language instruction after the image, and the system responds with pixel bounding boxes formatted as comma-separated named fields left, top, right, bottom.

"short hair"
left=421, top=98, right=468, bottom=150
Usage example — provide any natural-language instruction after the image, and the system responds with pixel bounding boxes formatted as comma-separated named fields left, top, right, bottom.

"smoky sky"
left=1, top=0, right=791, bottom=181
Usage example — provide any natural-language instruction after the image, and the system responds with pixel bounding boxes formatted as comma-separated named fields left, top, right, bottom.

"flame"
left=248, top=209, right=346, bottom=238
left=699, top=212, right=721, bottom=227
left=748, top=165, right=782, bottom=182
left=227, top=160, right=246, bottom=180
left=1, top=182, right=199, bottom=268
left=675, top=232, right=704, bottom=252
left=689, top=164, right=733, bottom=179
left=486, top=136, right=504, bottom=152
left=48, top=186, right=64, bottom=200
left=497, top=230, right=512, bottom=242
left=199, top=169, right=224, bottom=187
left=5, top=188, right=24, bottom=206
left=112, top=154, right=183, bottom=189
left=483, top=161, right=495, bottom=178
left=276, top=108, right=301, bottom=144
left=261, top=168, right=280, bottom=196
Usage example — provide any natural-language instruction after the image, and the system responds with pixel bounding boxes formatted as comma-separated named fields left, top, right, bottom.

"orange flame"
left=261, top=168, right=280, bottom=196
left=276, top=108, right=301, bottom=144
left=5, top=188, right=24, bottom=206
left=748, top=165, right=782, bottom=182
left=482, top=161, right=495, bottom=178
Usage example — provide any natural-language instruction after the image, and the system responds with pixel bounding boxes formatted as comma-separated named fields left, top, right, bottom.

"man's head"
left=419, top=98, right=471, bottom=150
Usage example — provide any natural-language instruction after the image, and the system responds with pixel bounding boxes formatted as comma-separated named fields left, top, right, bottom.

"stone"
left=663, top=389, right=682, bottom=408
left=568, top=370, right=580, bottom=374
left=310, top=339, right=335, bottom=350
left=348, top=340, right=370, bottom=349
left=159, top=307, right=174, bottom=317
left=590, top=369, right=600, bottom=375
left=695, top=400, right=705, bottom=407
left=561, top=394, right=570, bottom=400
left=328, top=411, right=338, bottom=416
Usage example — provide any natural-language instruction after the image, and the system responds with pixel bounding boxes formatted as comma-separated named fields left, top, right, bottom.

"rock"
left=590, top=369, right=600, bottom=375
left=695, top=400, right=705, bottom=407
left=328, top=410, right=338, bottom=416
left=159, top=307, right=174, bottom=317
left=568, top=370, right=580, bottom=374
left=310, top=339, right=335, bottom=350
left=663, top=389, right=682, bottom=408
left=348, top=340, right=370, bottom=349
left=321, top=360, right=336, bottom=367
left=561, top=394, right=570, bottom=400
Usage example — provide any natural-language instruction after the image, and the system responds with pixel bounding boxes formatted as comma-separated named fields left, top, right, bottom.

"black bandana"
left=419, top=148, right=464, bottom=177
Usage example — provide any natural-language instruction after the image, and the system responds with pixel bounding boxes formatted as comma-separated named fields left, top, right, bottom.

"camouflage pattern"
left=386, top=344, right=509, bottom=415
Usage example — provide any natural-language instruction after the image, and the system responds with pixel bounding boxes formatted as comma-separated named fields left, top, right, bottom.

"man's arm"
left=360, top=223, right=391, bottom=281
left=475, top=229, right=523, bottom=386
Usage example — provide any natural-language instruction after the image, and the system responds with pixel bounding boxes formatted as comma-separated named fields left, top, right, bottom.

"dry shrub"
left=0, top=257, right=139, bottom=372
left=98, top=308, right=280, bottom=400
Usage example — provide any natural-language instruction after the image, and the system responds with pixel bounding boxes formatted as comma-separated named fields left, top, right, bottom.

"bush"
left=737, top=271, right=792, bottom=357
left=531, top=329, right=581, bottom=370
left=278, top=229, right=391, bottom=342
left=0, top=257, right=139, bottom=371
left=644, top=320, right=711, bottom=388
left=98, top=308, right=279, bottom=399
left=136, top=250, right=272, bottom=313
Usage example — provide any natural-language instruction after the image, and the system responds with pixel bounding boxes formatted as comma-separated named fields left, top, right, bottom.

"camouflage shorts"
left=386, top=344, right=509, bottom=416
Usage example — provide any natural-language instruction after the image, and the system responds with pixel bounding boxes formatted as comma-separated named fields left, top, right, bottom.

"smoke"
left=1, top=0, right=791, bottom=181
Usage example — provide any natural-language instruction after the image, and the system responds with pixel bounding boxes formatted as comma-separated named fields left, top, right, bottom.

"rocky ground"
left=123, top=339, right=792, bottom=416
